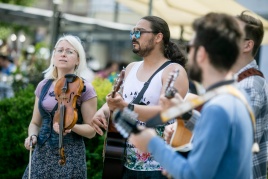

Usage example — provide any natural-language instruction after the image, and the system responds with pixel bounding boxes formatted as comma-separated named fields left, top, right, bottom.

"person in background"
left=23, top=35, right=97, bottom=179
left=0, top=55, right=3, bottom=72
left=90, top=16, right=189, bottom=178
left=128, top=12, right=254, bottom=179
left=95, top=61, right=119, bottom=83
left=233, top=11, right=268, bottom=179
left=0, top=54, right=16, bottom=75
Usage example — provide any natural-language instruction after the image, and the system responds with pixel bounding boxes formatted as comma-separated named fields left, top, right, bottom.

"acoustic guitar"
left=164, top=70, right=193, bottom=152
left=112, top=69, right=193, bottom=152
left=102, top=69, right=126, bottom=179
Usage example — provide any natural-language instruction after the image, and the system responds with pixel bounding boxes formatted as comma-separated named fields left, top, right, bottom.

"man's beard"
left=188, top=60, right=202, bottom=83
left=132, top=38, right=154, bottom=57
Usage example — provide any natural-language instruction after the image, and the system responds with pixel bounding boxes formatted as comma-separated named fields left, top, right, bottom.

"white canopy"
left=117, top=0, right=268, bottom=44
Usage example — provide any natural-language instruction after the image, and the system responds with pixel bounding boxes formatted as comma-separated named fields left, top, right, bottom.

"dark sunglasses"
left=130, top=30, right=154, bottom=39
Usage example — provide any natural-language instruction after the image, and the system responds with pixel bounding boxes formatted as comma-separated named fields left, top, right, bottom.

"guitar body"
left=165, top=70, right=193, bottom=152
left=170, top=119, right=192, bottom=152
left=102, top=69, right=126, bottom=179
left=102, top=131, right=126, bottom=179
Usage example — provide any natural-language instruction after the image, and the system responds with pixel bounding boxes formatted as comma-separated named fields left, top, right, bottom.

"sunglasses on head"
left=130, top=30, right=155, bottom=39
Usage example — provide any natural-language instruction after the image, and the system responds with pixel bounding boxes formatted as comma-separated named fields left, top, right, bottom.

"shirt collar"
left=206, top=79, right=235, bottom=92
left=236, top=60, right=258, bottom=75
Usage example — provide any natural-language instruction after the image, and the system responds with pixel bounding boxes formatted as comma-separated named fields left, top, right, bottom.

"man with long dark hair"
left=90, top=16, right=189, bottom=178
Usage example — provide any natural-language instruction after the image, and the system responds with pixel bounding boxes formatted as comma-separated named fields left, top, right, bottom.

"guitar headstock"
left=165, top=69, right=179, bottom=99
left=111, top=68, right=125, bottom=98
left=113, top=107, right=139, bottom=138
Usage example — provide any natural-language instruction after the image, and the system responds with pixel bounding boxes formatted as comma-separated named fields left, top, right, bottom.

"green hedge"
left=86, top=77, right=112, bottom=179
left=0, top=77, right=112, bottom=179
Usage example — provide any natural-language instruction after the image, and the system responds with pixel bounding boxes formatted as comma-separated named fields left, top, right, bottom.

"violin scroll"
left=59, top=148, right=66, bottom=165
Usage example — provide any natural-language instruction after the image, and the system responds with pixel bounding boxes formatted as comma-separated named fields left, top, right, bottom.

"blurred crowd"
left=95, top=61, right=128, bottom=83
left=0, top=40, right=16, bottom=99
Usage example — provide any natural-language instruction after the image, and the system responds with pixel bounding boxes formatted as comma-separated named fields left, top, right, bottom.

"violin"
left=53, top=74, right=84, bottom=165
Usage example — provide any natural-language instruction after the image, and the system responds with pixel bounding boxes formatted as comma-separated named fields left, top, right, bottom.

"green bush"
left=0, top=77, right=112, bottom=179
left=0, top=85, right=35, bottom=179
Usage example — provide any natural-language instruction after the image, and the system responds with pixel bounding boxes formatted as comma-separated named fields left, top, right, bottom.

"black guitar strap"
left=131, top=61, right=171, bottom=104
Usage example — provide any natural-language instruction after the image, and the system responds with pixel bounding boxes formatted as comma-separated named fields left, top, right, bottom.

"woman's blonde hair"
left=43, top=35, right=93, bottom=81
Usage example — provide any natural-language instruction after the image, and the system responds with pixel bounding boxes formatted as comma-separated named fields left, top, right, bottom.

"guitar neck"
left=108, top=110, right=118, bottom=132
left=111, top=90, right=116, bottom=98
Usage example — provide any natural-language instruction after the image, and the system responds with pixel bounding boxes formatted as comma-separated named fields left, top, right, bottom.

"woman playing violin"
left=23, top=35, right=97, bottom=178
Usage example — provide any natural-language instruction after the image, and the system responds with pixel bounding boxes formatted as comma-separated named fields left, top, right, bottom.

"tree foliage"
left=0, top=0, right=35, bottom=6
left=0, top=0, right=36, bottom=39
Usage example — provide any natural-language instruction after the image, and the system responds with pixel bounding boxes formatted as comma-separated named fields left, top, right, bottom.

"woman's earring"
left=74, top=65, right=78, bottom=74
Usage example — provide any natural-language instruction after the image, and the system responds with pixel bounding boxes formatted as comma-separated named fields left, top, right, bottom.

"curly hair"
left=142, top=16, right=187, bottom=68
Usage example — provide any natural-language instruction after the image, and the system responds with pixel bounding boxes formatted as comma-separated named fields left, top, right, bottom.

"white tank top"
left=123, top=61, right=172, bottom=171
left=123, top=61, right=165, bottom=106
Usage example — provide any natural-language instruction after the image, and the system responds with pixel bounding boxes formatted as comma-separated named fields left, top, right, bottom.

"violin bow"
left=28, top=136, right=33, bottom=179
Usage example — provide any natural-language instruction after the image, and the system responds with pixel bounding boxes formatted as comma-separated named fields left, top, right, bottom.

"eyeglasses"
left=130, top=30, right=154, bottom=39
left=54, top=48, right=78, bottom=56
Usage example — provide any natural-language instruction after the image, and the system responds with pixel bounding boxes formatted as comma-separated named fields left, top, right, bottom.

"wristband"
left=128, top=103, right=134, bottom=111
left=30, top=134, right=38, bottom=140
